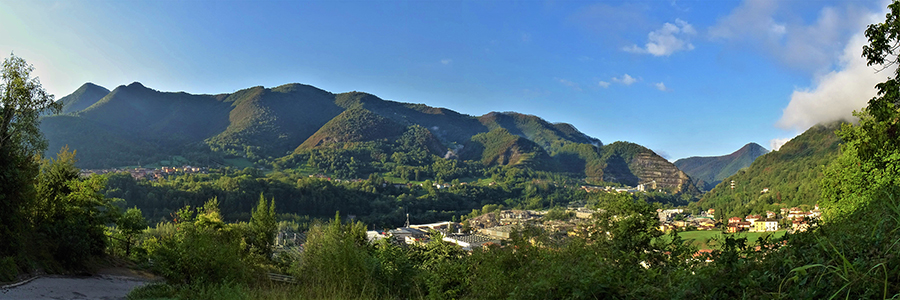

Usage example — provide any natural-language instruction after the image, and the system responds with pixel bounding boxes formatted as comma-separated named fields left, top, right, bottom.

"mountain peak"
left=76, top=82, right=106, bottom=92
left=126, top=81, right=147, bottom=89
left=54, top=82, right=111, bottom=114
left=674, top=142, right=770, bottom=190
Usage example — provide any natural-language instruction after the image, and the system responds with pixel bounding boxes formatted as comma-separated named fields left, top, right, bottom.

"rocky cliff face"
left=595, top=142, right=698, bottom=194
left=628, top=152, right=698, bottom=194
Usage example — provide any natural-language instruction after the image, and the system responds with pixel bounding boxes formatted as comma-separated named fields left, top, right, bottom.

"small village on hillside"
left=80, top=165, right=209, bottom=180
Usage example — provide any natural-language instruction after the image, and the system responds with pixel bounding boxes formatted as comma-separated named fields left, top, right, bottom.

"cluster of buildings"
left=656, top=205, right=822, bottom=233
left=364, top=208, right=597, bottom=251
left=658, top=209, right=717, bottom=232
left=725, top=205, right=821, bottom=233
left=580, top=181, right=663, bottom=194
left=79, top=165, right=208, bottom=180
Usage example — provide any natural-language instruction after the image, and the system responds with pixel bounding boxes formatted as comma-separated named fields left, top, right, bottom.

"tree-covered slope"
left=41, top=82, right=233, bottom=167
left=55, top=82, right=110, bottom=114
left=208, top=83, right=344, bottom=158
left=693, top=122, right=842, bottom=218
left=297, top=107, right=408, bottom=149
left=43, top=81, right=696, bottom=192
left=334, top=92, right=489, bottom=146
left=40, top=115, right=173, bottom=167
left=460, top=128, right=554, bottom=169
left=674, top=142, right=768, bottom=191
left=78, top=82, right=232, bottom=142
left=477, top=112, right=601, bottom=152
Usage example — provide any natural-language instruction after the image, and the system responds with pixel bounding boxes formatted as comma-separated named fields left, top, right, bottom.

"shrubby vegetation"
left=0, top=54, right=118, bottom=277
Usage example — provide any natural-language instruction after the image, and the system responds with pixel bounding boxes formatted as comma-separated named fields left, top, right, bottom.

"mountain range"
left=674, top=143, right=769, bottom=191
left=41, top=82, right=697, bottom=193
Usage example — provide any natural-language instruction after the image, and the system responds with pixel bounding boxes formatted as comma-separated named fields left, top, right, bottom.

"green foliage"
left=149, top=205, right=251, bottom=285
left=249, top=194, right=277, bottom=257
left=0, top=54, right=59, bottom=256
left=297, top=107, right=407, bottom=150
left=0, top=256, right=17, bottom=282
left=293, top=213, right=396, bottom=297
left=542, top=206, right=573, bottom=221
left=116, top=207, right=147, bottom=257
left=462, top=128, right=553, bottom=170
left=821, top=9, right=900, bottom=217
left=32, top=147, right=118, bottom=267
left=0, top=53, right=60, bottom=158
left=478, top=111, right=601, bottom=153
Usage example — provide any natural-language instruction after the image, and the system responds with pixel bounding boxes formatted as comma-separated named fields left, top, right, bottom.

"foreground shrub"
left=0, top=256, right=17, bottom=282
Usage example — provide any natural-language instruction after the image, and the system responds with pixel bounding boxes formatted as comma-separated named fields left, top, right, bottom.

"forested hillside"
left=692, top=122, right=842, bottom=218
left=41, top=81, right=696, bottom=193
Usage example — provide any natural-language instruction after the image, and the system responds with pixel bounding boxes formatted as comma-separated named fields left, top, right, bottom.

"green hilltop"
left=297, top=107, right=407, bottom=150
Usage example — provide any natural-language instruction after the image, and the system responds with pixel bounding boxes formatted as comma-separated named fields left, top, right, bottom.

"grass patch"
left=666, top=230, right=787, bottom=250
left=224, top=158, right=254, bottom=169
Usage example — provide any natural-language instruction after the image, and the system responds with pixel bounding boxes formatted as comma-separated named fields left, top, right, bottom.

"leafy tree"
left=194, top=197, right=224, bottom=230
left=0, top=54, right=60, bottom=256
left=249, top=193, right=276, bottom=257
left=33, top=147, right=117, bottom=266
left=823, top=0, right=900, bottom=218
left=117, top=207, right=147, bottom=257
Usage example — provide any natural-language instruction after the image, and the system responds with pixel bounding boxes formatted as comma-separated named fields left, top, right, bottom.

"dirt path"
left=0, top=269, right=154, bottom=300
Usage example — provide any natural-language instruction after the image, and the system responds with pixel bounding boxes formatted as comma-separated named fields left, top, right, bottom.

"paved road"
left=0, top=275, right=149, bottom=300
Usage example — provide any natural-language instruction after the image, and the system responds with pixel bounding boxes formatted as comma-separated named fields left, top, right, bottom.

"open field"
left=663, top=230, right=787, bottom=250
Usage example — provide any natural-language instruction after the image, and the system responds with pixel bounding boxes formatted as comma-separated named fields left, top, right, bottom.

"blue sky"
left=0, top=0, right=890, bottom=160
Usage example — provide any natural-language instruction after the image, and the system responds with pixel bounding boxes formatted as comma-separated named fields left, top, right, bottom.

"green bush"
left=150, top=224, right=251, bottom=285
left=0, top=256, right=17, bottom=282
left=293, top=214, right=393, bottom=298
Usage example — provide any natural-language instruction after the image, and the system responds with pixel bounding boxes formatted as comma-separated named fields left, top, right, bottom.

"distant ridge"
left=674, top=143, right=768, bottom=191
left=41, top=81, right=698, bottom=193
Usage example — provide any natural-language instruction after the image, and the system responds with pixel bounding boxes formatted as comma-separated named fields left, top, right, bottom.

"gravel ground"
left=0, top=274, right=150, bottom=300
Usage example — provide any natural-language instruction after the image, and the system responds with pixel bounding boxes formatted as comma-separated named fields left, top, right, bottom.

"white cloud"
left=655, top=82, right=668, bottom=91
left=709, top=0, right=873, bottom=74
left=612, top=74, right=638, bottom=85
left=598, top=81, right=610, bottom=88
left=624, top=18, right=696, bottom=56
left=440, top=59, right=452, bottom=65
left=776, top=17, right=892, bottom=131
left=769, top=136, right=793, bottom=151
